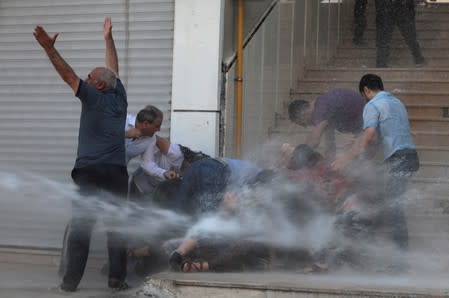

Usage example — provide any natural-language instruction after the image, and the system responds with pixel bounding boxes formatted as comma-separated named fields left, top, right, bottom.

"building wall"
left=0, top=0, right=175, bottom=249
left=0, top=0, right=175, bottom=182
left=224, top=0, right=354, bottom=158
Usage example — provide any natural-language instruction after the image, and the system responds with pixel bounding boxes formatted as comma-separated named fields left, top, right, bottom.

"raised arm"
left=104, top=16, right=119, bottom=77
left=33, top=26, right=80, bottom=93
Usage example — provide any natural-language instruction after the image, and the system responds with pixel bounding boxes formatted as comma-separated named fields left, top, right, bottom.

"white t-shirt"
left=125, top=113, right=184, bottom=180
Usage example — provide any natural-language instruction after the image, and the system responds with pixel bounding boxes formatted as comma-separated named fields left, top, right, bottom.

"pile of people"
left=33, top=17, right=419, bottom=293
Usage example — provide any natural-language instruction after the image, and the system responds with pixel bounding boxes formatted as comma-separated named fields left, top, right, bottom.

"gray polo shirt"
left=74, top=79, right=127, bottom=168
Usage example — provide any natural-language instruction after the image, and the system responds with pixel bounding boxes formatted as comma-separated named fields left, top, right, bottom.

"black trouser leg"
left=375, top=0, right=395, bottom=67
left=63, top=164, right=129, bottom=289
left=353, top=0, right=368, bottom=43
left=107, top=231, right=128, bottom=280
left=395, top=4, right=424, bottom=64
left=61, top=208, right=96, bottom=288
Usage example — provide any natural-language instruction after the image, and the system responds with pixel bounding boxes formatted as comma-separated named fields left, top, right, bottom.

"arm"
left=306, top=120, right=329, bottom=149
left=156, top=135, right=170, bottom=155
left=141, top=141, right=176, bottom=180
left=331, top=126, right=377, bottom=171
left=125, top=128, right=142, bottom=139
left=103, top=17, right=119, bottom=77
left=33, top=26, right=80, bottom=93
left=322, top=125, right=336, bottom=161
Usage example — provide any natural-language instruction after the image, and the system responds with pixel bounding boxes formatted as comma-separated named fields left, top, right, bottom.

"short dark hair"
left=152, top=178, right=182, bottom=210
left=359, top=74, right=384, bottom=94
left=287, top=144, right=323, bottom=170
left=136, top=105, right=163, bottom=124
left=179, top=145, right=210, bottom=164
left=247, top=169, right=276, bottom=187
left=288, top=100, right=310, bottom=123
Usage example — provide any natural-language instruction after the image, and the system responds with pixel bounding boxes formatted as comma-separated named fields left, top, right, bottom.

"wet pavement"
left=0, top=262, right=145, bottom=298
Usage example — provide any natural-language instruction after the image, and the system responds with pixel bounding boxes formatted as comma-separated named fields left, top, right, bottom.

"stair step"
left=351, top=28, right=449, bottom=40
left=304, top=67, right=449, bottom=81
left=418, top=146, right=449, bottom=162
left=415, top=161, right=449, bottom=179
left=269, top=120, right=449, bottom=150
left=291, top=90, right=449, bottom=106
left=340, top=39, right=449, bottom=48
left=297, top=80, right=449, bottom=93
left=414, top=130, right=449, bottom=147
left=335, top=48, right=449, bottom=59
left=410, top=116, right=449, bottom=130
left=328, top=57, right=449, bottom=68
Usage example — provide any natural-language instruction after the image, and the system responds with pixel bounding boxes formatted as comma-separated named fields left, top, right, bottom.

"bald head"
left=86, top=67, right=117, bottom=90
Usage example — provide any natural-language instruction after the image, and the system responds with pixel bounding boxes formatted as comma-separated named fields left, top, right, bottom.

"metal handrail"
left=223, top=0, right=279, bottom=73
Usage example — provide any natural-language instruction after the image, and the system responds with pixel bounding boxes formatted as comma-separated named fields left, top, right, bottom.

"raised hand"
left=104, top=16, right=113, bottom=40
left=33, top=26, right=59, bottom=50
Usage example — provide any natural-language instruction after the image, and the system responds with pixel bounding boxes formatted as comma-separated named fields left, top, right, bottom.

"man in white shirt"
left=125, top=106, right=184, bottom=197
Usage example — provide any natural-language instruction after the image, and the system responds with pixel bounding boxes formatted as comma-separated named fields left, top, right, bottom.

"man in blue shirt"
left=333, top=74, right=419, bottom=252
left=34, top=17, right=129, bottom=291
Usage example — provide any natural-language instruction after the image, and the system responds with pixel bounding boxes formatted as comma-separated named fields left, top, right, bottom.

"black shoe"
left=108, top=279, right=130, bottom=291
left=169, top=251, right=184, bottom=271
left=415, top=59, right=427, bottom=68
left=60, top=282, right=77, bottom=292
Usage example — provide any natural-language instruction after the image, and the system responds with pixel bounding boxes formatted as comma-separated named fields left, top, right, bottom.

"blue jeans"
left=176, top=158, right=230, bottom=216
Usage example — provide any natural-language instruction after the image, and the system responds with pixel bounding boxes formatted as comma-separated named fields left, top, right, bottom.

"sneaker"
left=59, top=282, right=77, bottom=292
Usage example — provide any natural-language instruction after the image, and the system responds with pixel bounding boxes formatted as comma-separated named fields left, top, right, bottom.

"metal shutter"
left=0, top=0, right=174, bottom=182
left=0, top=0, right=174, bottom=248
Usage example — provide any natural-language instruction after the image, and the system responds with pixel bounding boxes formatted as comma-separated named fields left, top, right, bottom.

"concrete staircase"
left=268, top=3, right=449, bottom=254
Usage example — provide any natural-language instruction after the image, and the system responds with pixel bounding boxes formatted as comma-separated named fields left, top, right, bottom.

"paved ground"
left=0, top=262, right=146, bottom=298
left=4, top=258, right=449, bottom=298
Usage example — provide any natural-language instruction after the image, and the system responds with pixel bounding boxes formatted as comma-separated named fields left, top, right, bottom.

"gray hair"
left=136, top=105, right=163, bottom=123
left=96, top=67, right=117, bottom=89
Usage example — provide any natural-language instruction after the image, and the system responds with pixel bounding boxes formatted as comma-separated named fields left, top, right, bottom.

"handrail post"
left=235, top=0, right=244, bottom=158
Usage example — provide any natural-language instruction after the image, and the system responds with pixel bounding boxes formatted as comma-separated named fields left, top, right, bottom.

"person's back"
left=364, top=91, right=415, bottom=160
left=312, top=88, right=365, bottom=134
left=76, top=75, right=127, bottom=168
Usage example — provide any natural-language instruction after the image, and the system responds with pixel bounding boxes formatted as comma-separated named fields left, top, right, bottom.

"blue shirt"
left=75, top=79, right=127, bottom=168
left=223, top=158, right=262, bottom=187
left=363, top=91, right=415, bottom=160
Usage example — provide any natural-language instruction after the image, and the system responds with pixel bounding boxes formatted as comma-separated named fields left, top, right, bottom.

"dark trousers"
left=375, top=0, right=424, bottom=67
left=353, top=0, right=368, bottom=42
left=380, top=149, right=419, bottom=250
left=61, top=164, right=128, bottom=288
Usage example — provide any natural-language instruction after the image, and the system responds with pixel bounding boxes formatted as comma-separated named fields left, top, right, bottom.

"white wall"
left=170, top=0, right=225, bottom=156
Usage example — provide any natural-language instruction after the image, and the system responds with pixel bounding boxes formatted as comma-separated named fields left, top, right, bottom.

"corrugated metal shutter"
left=0, top=0, right=174, bottom=182
left=0, top=0, right=174, bottom=248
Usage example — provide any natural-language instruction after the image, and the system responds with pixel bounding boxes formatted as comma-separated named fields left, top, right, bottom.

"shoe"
left=415, top=59, right=427, bottom=68
left=59, top=282, right=77, bottom=292
left=108, top=279, right=130, bottom=291
left=169, top=251, right=185, bottom=271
